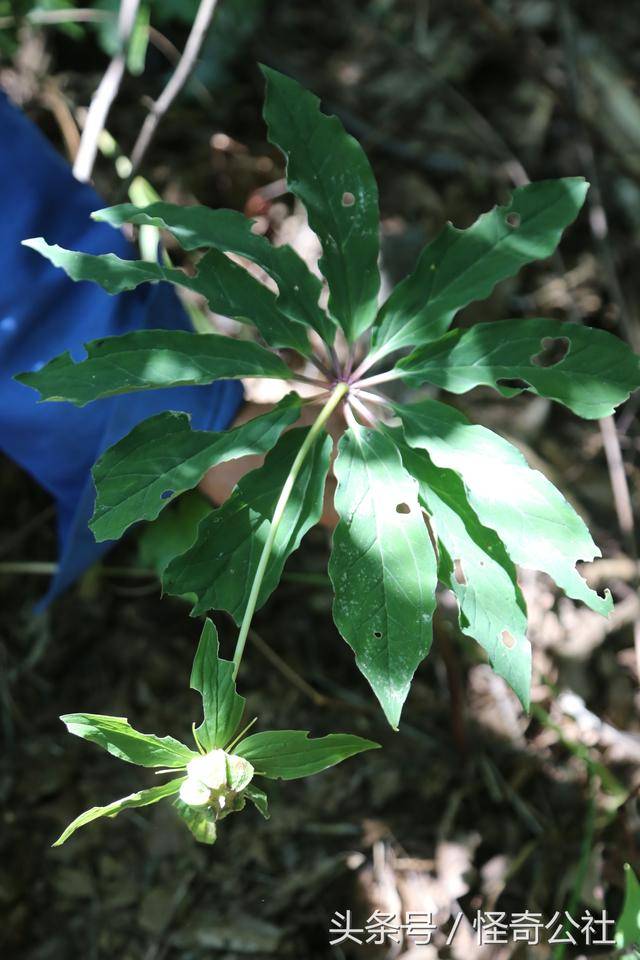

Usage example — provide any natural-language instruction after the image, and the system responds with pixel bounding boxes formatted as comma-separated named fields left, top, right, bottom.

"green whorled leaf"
left=173, top=798, right=217, bottom=845
left=371, top=178, right=589, bottom=361
left=53, top=778, right=185, bottom=846
left=91, top=393, right=301, bottom=541
left=397, top=398, right=613, bottom=616
left=190, top=619, right=245, bottom=751
left=60, top=714, right=196, bottom=768
left=163, top=427, right=332, bottom=620
left=329, top=426, right=438, bottom=728
left=262, top=65, right=380, bottom=342
left=244, top=783, right=270, bottom=819
left=94, top=202, right=336, bottom=343
left=394, top=433, right=531, bottom=708
left=398, top=318, right=640, bottom=419
left=616, top=864, right=640, bottom=952
left=137, top=491, right=212, bottom=577
left=235, top=730, right=379, bottom=780
left=17, top=329, right=291, bottom=407
left=21, top=237, right=310, bottom=354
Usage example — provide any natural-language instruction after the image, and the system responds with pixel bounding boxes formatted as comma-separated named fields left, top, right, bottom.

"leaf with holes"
left=93, top=202, right=335, bottom=344
left=394, top=434, right=530, bottom=707
left=90, top=393, right=301, bottom=541
left=16, top=329, right=291, bottom=406
left=397, top=398, right=612, bottom=616
left=370, top=178, right=588, bottom=363
left=398, top=318, right=640, bottom=419
left=329, top=426, right=438, bottom=728
left=163, top=427, right=332, bottom=621
left=262, top=65, right=380, bottom=342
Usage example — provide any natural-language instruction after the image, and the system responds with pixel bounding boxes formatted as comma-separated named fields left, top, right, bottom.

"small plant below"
left=18, top=66, right=640, bottom=843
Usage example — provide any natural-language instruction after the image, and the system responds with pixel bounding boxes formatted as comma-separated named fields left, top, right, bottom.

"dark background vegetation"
left=1, top=1, right=640, bottom=958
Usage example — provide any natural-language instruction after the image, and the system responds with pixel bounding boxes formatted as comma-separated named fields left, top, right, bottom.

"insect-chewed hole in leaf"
left=373, top=630, right=382, bottom=639
left=501, top=629, right=516, bottom=649
left=497, top=377, right=530, bottom=391
left=395, top=502, right=411, bottom=514
left=341, top=191, right=355, bottom=207
left=505, top=211, right=521, bottom=228
left=160, top=490, right=174, bottom=500
left=530, top=336, right=570, bottom=368
left=453, top=559, right=467, bottom=585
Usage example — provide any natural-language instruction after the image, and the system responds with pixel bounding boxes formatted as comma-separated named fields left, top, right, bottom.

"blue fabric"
left=0, top=93, right=244, bottom=607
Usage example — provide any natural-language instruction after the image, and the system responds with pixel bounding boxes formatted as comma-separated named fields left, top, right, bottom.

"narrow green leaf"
left=60, top=714, right=196, bottom=767
left=262, top=65, right=380, bottom=342
left=190, top=619, right=245, bottom=751
left=244, top=783, right=270, bottom=819
left=21, top=237, right=310, bottom=354
left=94, top=202, right=336, bottom=343
left=53, top=778, right=184, bottom=846
left=17, top=329, right=291, bottom=406
left=163, top=427, right=332, bottom=621
left=329, top=427, right=438, bottom=728
left=235, top=730, right=379, bottom=779
left=371, top=178, right=589, bottom=361
left=91, top=394, right=301, bottom=541
left=397, top=399, right=612, bottom=616
left=616, top=864, right=640, bottom=952
left=173, top=798, right=217, bottom=845
left=394, top=434, right=531, bottom=708
left=398, top=318, right=640, bottom=419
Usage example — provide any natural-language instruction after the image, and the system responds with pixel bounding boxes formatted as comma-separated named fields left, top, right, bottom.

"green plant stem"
left=231, top=381, right=349, bottom=678
left=355, top=368, right=403, bottom=389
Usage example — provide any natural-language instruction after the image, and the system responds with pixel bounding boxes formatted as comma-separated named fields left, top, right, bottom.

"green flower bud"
left=179, top=748, right=254, bottom=819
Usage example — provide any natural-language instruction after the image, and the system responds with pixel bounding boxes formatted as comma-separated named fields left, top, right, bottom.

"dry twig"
left=128, top=0, right=219, bottom=175
left=72, top=0, right=141, bottom=182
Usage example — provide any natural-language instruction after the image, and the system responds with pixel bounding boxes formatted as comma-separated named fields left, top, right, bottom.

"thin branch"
left=128, top=0, right=219, bottom=175
left=72, top=0, right=140, bottom=183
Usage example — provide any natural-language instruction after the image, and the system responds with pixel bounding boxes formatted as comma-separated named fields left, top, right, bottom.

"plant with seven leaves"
left=18, top=66, right=640, bottom=843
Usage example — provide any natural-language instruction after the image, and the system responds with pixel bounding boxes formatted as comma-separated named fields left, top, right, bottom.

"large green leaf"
left=17, top=329, right=291, bottom=406
left=91, top=394, right=301, bottom=541
left=394, top=434, right=530, bottom=708
left=137, top=492, right=211, bottom=577
left=329, top=426, right=438, bottom=728
left=163, top=427, right=332, bottom=620
left=94, top=202, right=335, bottom=343
left=398, top=318, right=640, bottom=419
left=262, top=65, right=380, bottom=342
left=397, top=399, right=612, bottom=616
left=60, top=714, right=196, bottom=767
left=53, top=778, right=185, bottom=846
left=22, top=238, right=310, bottom=354
left=371, top=178, right=589, bottom=362
left=235, top=730, right=379, bottom=779
left=190, top=619, right=245, bottom=751
left=616, top=864, right=640, bottom=953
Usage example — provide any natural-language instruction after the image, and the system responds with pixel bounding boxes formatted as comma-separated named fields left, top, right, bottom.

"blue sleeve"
left=0, top=92, right=244, bottom=607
